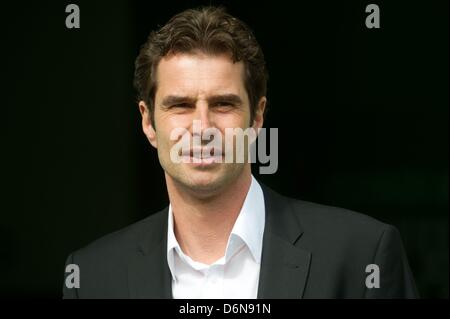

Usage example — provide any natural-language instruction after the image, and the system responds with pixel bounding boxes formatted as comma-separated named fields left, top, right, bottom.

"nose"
left=193, top=100, right=213, bottom=132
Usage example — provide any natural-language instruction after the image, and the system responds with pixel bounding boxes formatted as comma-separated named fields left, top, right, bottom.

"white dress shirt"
left=167, top=175, right=266, bottom=299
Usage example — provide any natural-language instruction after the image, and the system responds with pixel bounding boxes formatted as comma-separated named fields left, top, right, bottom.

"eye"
left=171, top=103, right=192, bottom=109
left=213, top=101, right=233, bottom=107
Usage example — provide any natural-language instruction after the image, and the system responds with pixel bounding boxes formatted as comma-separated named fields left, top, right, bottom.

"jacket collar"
left=257, top=184, right=311, bottom=298
left=128, top=183, right=311, bottom=299
left=128, top=208, right=172, bottom=298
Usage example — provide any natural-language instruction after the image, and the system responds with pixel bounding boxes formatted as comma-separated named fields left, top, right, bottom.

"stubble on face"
left=152, top=52, right=253, bottom=197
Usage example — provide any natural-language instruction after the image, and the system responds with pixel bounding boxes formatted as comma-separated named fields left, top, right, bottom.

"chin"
left=165, top=161, right=245, bottom=195
left=187, top=171, right=224, bottom=190
left=176, top=168, right=232, bottom=195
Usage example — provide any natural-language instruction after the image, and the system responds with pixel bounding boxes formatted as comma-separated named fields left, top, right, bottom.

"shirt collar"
left=227, top=175, right=265, bottom=263
left=166, top=175, right=266, bottom=280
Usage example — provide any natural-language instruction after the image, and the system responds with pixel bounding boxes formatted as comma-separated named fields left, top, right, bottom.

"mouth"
left=180, top=147, right=224, bottom=165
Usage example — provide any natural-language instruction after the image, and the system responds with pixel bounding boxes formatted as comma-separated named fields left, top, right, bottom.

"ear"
left=139, top=101, right=157, bottom=148
left=252, top=96, right=266, bottom=131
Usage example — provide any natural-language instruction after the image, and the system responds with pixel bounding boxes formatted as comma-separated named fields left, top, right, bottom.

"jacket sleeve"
left=364, top=224, right=419, bottom=298
left=62, top=253, right=79, bottom=299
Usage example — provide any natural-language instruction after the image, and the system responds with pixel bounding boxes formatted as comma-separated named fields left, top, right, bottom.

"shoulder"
left=290, top=196, right=400, bottom=256
left=277, top=192, right=403, bottom=267
left=62, top=208, right=168, bottom=298
left=68, top=208, right=168, bottom=264
left=288, top=196, right=388, bottom=235
left=263, top=184, right=392, bottom=246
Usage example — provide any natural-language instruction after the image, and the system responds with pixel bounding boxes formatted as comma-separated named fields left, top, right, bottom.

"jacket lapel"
left=128, top=207, right=173, bottom=299
left=257, top=185, right=312, bottom=299
left=127, top=183, right=311, bottom=299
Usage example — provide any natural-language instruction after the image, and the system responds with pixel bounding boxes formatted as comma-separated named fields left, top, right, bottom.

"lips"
left=179, top=147, right=223, bottom=165
left=181, top=147, right=223, bottom=159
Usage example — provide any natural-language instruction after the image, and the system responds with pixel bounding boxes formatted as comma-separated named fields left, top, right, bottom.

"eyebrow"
left=160, top=94, right=243, bottom=107
left=161, top=95, right=196, bottom=107
left=208, top=94, right=243, bottom=106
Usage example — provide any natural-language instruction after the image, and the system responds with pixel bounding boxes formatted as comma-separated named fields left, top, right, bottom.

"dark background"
left=1, top=0, right=448, bottom=298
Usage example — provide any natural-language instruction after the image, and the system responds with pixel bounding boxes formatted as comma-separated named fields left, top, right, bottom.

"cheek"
left=155, top=112, right=191, bottom=137
left=164, top=115, right=193, bottom=130
left=218, top=111, right=250, bottom=129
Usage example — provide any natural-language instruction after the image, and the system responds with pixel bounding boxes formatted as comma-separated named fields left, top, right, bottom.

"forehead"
left=155, top=53, right=246, bottom=98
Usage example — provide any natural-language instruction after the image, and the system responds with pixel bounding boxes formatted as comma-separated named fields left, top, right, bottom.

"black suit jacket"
left=63, top=184, right=419, bottom=298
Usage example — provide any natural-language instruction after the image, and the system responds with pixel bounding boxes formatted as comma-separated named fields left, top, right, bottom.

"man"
left=63, top=6, right=418, bottom=299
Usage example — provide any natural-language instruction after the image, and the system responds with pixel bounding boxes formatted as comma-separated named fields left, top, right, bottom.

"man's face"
left=140, top=52, right=264, bottom=194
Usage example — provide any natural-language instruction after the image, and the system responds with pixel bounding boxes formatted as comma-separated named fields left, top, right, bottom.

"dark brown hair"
left=133, top=6, right=268, bottom=125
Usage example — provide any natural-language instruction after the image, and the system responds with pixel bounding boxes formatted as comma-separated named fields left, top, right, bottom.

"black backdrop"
left=1, top=0, right=448, bottom=298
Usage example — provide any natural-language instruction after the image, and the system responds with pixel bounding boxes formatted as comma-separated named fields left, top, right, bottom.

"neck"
left=166, top=167, right=252, bottom=265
